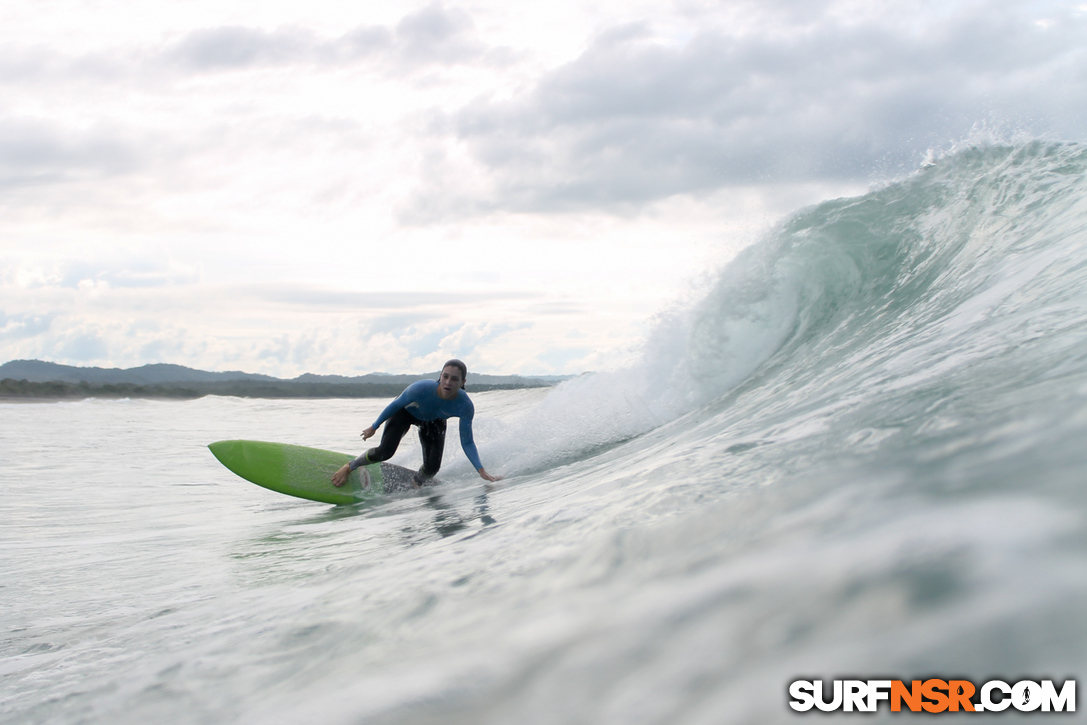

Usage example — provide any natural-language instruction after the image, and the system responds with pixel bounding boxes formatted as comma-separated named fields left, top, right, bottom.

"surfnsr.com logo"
left=788, top=679, right=1076, bottom=713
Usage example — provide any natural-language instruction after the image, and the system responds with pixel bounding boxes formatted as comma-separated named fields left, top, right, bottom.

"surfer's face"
left=437, top=366, right=463, bottom=399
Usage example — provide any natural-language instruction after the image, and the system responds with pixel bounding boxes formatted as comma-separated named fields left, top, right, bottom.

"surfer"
left=331, top=359, right=502, bottom=487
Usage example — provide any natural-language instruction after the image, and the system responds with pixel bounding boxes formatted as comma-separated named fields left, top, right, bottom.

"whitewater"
left=2, top=140, right=1086, bottom=723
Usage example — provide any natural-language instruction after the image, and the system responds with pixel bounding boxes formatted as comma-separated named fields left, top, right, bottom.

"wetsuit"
left=347, top=379, right=483, bottom=479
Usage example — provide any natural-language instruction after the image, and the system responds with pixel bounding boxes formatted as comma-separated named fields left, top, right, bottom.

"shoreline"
left=0, top=381, right=552, bottom=403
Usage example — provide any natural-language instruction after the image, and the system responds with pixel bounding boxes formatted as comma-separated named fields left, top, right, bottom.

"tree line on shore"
left=0, top=378, right=549, bottom=400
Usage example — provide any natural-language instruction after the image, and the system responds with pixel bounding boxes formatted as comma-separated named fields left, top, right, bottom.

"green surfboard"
left=208, top=440, right=425, bottom=505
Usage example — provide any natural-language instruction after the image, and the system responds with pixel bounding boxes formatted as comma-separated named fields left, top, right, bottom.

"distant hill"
left=0, top=359, right=568, bottom=400
left=0, top=359, right=277, bottom=385
left=290, top=371, right=565, bottom=387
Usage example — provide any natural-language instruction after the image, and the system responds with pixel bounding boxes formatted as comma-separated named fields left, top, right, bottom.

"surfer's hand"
left=361, top=426, right=376, bottom=440
left=478, top=468, right=502, bottom=482
left=331, top=464, right=350, bottom=487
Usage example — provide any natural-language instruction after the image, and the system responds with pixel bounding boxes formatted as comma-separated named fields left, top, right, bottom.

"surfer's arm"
left=371, top=380, right=430, bottom=429
left=457, top=404, right=500, bottom=481
left=371, top=397, right=407, bottom=429
left=457, top=406, right=483, bottom=469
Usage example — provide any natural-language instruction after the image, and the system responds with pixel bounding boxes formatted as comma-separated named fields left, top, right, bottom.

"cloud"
left=233, top=318, right=530, bottom=376
left=0, top=3, right=513, bottom=210
left=403, top=324, right=464, bottom=358
left=258, top=334, right=293, bottom=363
left=54, top=330, right=110, bottom=362
left=435, top=321, right=529, bottom=358
left=535, top=345, right=592, bottom=370
left=360, top=320, right=527, bottom=363
left=0, top=312, right=52, bottom=340
left=0, top=117, right=144, bottom=189
left=407, top=3, right=1087, bottom=216
left=164, top=25, right=331, bottom=70
left=0, top=4, right=503, bottom=84
left=138, top=335, right=191, bottom=363
left=55, top=260, right=199, bottom=290
left=0, top=45, right=130, bottom=84
left=364, top=313, right=437, bottom=336
left=389, top=3, right=492, bottom=67
left=258, top=286, right=538, bottom=309
left=2, top=256, right=199, bottom=291
left=161, top=4, right=503, bottom=73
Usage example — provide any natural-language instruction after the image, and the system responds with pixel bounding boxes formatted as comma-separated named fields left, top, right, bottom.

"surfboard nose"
left=207, top=439, right=368, bottom=505
left=208, top=439, right=239, bottom=467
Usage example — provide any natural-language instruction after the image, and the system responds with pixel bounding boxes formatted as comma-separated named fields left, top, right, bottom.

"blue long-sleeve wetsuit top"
left=368, top=379, right=483, bottom=470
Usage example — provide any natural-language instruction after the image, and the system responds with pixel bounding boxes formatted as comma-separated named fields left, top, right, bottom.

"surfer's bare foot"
left=331, top=464, right=350, bottom=487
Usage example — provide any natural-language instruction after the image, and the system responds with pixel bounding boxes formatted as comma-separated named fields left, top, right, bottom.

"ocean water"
left=3, top=140, right=1087, bottom=723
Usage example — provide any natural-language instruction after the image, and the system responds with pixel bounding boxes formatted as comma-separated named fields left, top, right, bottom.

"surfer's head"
left=437, top=359, right=467, bottom=399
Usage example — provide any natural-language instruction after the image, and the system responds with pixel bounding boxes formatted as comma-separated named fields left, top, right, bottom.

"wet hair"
left=441, top=359, right=467, bottom=389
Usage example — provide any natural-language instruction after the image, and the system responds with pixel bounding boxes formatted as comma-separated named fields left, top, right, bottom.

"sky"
left=1, top=0, right=1085, bottom=377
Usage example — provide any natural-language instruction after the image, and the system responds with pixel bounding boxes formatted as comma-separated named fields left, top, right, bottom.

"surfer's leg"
left=416, top=418, right=447, bottom=481
left=365, top=408, right=415, bottom=463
